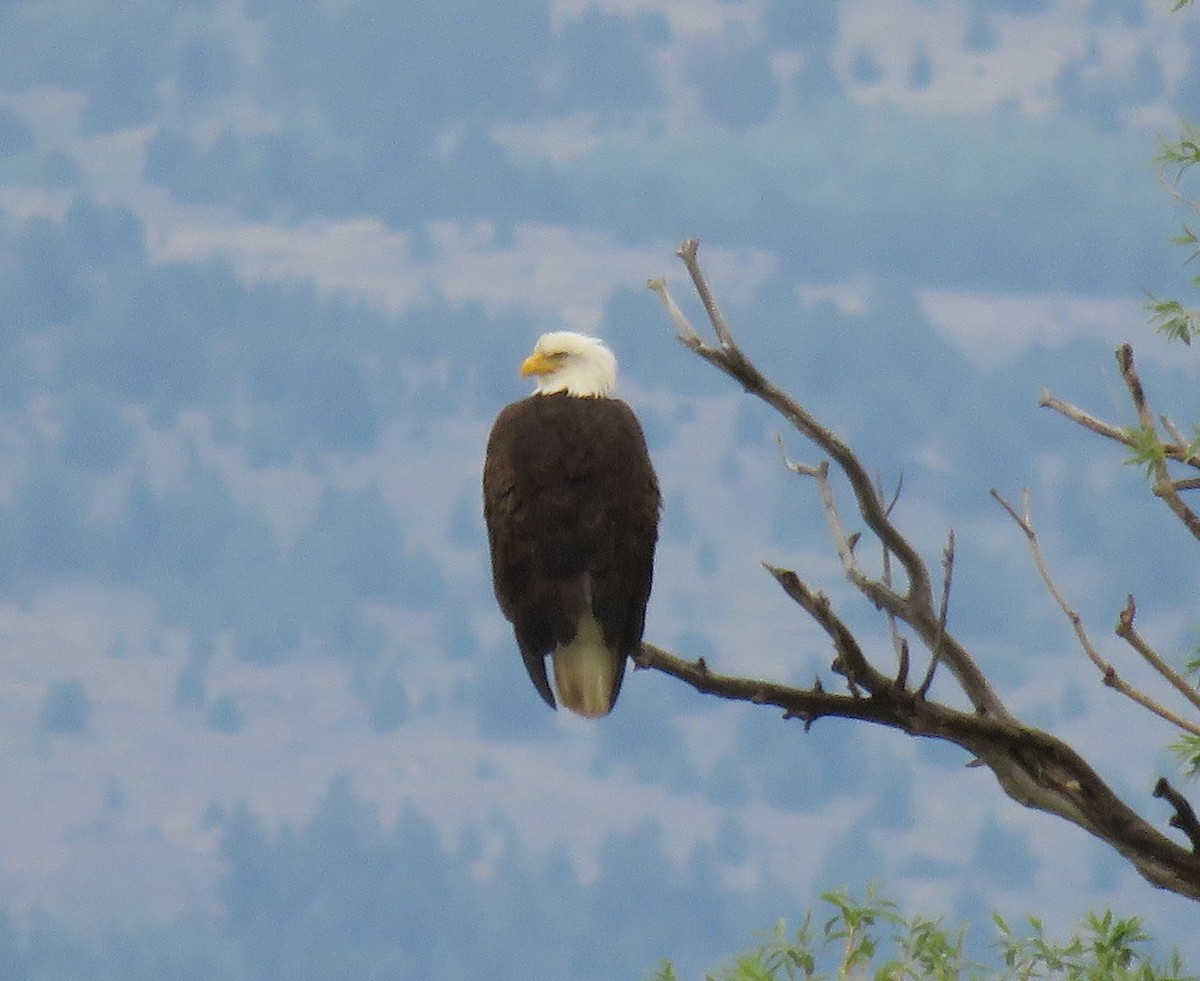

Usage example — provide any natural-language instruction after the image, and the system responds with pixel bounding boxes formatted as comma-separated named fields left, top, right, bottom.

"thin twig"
left=1159, top=415, right=1200, bottom=471
left=1039, top=390, right=1130, bottom=444
left=917, top=531, right=955, bottom=699
left=646, top=277, right=702, bottom=344
left=993, top=489, right=1200, bottom=737
left=676, top=239, right=736, bottom=349
left=874, top=472, right=909, bottom=686
left=761, top=562, right=896, bottom=696
left=1117, top=596, right=1200, bottom=715
left=776, top=442, right=858, bottom=574
left=1040, top=390, right=1200, bottom=470
left=808, top=460, right=862, bottom=580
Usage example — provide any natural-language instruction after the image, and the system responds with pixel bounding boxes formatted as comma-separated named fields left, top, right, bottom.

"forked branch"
left=650, top=244, right=1005, bottom=719
left=641, top=239, right=1200, bottom=904
left=1042, top=344, right=1200, bottom=542
left=992, top=489, right=1200, bottom=738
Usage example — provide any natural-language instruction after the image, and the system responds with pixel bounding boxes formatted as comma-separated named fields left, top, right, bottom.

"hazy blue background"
left=1, top=0, right=1199, bottom=976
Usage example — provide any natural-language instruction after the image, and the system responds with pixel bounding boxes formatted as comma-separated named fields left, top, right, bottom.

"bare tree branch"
left=650, top=244, right=1008, bottom=721
left=916, top=531, right=955, bottom=700
left=668, top=246, right=934, bottom=609
left=634, top=640, right=1200, bottom=899
left=992, top=489, right=1200, bottom=738
left=760, top=562, right=887, bottom=697
left=1042, top=347, right=1200, bottom=543
left=677, top=239, right=738, bottom=350
left=1039, top=390, right=1129, bottom=443
left=1159, top=414, right=1200, bottom=471
left=875, top=472, right=911, bottom=687
left=647, top=276, right=701, bottom=345
left=1040, top=391, right=1200, bottom=471
left=643, top=238, right=1200, bottom=904
left=1117, top=597, right=1200, bottom=716
left=1117, top=344, right=1200, bottom=542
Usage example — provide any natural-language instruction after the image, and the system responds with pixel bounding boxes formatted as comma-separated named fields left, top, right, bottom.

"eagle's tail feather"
left=551, top=614, right=622, bottom=718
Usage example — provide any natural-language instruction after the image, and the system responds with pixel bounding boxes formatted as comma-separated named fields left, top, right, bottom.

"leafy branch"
left=648, top=886, right=1192, bottom=980
left=1041, top=343, right=1200, bottom=542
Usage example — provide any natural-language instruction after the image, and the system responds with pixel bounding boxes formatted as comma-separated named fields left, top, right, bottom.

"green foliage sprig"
left=1153, top=116, right=1200, bottom=341
left=1122, top=424, right=1171, bottom=476
left=1146, top=295, right=1200, bottom=345
left=1171, top=732, right=1200, bottom=777
left=1171, top=654, right=1200, bottom=775
left=1157, top=126, right=1200, bottom=178
left=648, top=888, right=1194, bottom=980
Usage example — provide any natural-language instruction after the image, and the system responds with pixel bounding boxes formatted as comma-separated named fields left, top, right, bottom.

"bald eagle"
left=483, top=332, right=660, bottom=717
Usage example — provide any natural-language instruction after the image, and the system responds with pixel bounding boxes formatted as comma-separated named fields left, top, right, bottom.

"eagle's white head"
left=521, top=331, right=617, bottom=397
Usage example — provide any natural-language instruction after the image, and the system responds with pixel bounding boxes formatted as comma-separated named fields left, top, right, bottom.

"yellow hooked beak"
left=520, top=351, right=559, bottom=377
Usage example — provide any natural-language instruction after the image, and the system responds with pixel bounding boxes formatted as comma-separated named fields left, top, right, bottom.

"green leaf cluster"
left=1153, top=117, right=1200, bottom=341
left=1146, top=295, right=1200, bottom=345
left=993, top=910, right=1191, bottom=980
left=648, top=888, right=1194, bottom=980
left=1157, top=126, right=1200, bottom=178
left=1170, top=732, right=1200, bottom=777
left=1170, top=655, right=1200, bottom=775
left=1122, top=424, right=1170, bottom=477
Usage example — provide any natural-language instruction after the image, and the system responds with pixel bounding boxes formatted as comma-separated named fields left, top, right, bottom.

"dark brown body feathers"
left=483, top=393, right=660, bottom=711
